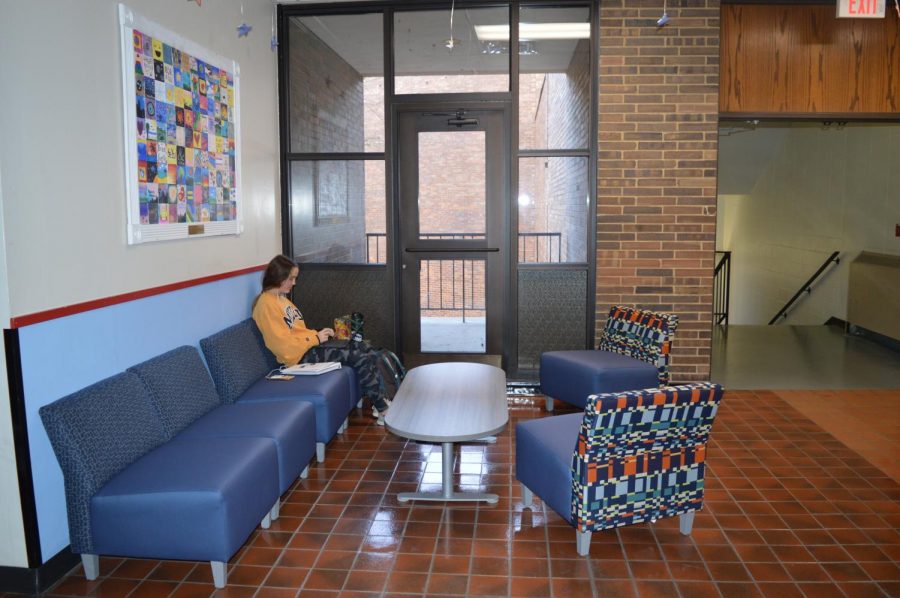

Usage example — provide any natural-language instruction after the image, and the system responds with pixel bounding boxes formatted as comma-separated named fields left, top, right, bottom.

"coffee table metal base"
left=397, top=442, right=499, bottom=504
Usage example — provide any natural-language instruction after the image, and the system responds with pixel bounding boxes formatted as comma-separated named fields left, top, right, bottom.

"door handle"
left=404, top=248, right=500, bottom=253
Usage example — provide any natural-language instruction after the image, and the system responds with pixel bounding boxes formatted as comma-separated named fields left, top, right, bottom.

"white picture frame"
left=119, top=3, right=243, bottom=244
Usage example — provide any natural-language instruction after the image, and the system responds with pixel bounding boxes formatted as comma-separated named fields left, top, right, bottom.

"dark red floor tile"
left=508, top=576, right=551, bottom=597
left=302, top=569, right=348, bottom=591
left=754, top=582, right=804, bottom=597
left=425, top=573, right=468, bottom=595
left=129, top=580, right=180, bottom=597
left=795, top=582, right=846, bottom=597
left=228, top=564, right=271, bottom=587
left=264, top=566, right=309, bottom=589
left=169, top=582, right=215, bottom=598
left=667, top=561, right=711, bottom=581
left=674, top=581, right=719, bottom=598
left=467, top=574, right=509, bottom=596
left=342, top=569, right=386, bottom=593
left=745, top=562, right=792, bottom=582
left=784, top=562, right=831, bottom=582
left=820, top=561, right=872, bottom=582
left=383, top=571, right=427, bottom=594
left=146, top=560, right=196, bottom=582
left=706, top=562, right=752, bottom=582
left=634, top=580, right=680, bottom=597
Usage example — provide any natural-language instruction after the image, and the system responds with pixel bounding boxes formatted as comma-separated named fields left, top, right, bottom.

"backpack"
left=376, top=348, right=406, bottom=401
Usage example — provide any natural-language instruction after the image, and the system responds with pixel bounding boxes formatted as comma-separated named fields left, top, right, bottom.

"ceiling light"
left=474, top=22, right=589, bottom=42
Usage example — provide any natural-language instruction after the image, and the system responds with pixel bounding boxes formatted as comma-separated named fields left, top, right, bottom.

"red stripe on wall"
left=9, top=264, right=266, bottom=329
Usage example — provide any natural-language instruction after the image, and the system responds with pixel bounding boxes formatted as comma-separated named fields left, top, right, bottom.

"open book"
left=280, top=362, right=341, bottom=376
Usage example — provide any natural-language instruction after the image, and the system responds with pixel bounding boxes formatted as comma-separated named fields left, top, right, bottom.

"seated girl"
left=252, top=255, right=390, bottom=424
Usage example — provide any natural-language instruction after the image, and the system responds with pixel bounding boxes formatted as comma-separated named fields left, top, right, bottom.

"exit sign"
left=837, top=0, right=886, bottom=17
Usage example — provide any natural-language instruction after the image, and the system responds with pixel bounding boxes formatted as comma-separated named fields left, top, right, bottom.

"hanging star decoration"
left=237, top=23, right=252, bottom=37
left=187, top=0, right=201, bottom=6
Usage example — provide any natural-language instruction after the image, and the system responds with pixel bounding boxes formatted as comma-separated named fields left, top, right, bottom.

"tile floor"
left=7, top=390, right=900, bottom=598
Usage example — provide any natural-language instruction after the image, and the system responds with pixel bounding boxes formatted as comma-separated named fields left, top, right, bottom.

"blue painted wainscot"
left=19, top=271, right=261, bottom=563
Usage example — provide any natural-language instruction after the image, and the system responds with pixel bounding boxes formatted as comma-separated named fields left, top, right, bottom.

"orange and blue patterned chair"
left=516, top=383, right=723, bottom=555
left=540, top=305, right=678, bottom=411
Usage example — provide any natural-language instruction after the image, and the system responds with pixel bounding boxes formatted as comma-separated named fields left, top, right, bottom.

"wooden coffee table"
left=384, top=362, right=508, bottom=503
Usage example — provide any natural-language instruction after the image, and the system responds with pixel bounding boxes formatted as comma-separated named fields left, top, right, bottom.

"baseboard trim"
left=0, top=547, right=79, bottom=595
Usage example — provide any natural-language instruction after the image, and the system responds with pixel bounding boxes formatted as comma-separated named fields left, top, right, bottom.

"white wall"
left=718, top=123, right=900, bottom=325
left=0, top=0, right=281, bottom=568
left=0, top=162, right=28, bottom=567
left=0, top=0, right=281, bottom=319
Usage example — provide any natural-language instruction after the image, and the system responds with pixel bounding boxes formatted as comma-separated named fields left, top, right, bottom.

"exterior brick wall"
left=597, top=0, right=720, bottom=381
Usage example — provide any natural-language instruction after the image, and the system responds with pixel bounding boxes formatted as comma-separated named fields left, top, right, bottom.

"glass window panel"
left=288, top=14, right=384, bottom=153
left=518, top=157, right=588, bottom=263
left=420, top=259, right=486, bottom=353
left=289, top=160, right=386, bottom=263
left=394, top=7, right=509, bottom=94
left=417, top=131, right=486, bottom=239
left=519, top=6, right=590, bottom=150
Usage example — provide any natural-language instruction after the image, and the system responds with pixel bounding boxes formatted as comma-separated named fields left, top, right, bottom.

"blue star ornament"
left=237, top=23, right=252, bottom=38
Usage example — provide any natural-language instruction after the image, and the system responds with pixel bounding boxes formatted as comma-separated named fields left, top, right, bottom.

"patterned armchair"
left=540, top=305, right=678, bottom=411
left=516, top=383, right=723, bottom=555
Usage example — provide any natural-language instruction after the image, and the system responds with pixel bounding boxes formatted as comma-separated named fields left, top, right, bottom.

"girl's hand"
left=317, top=328, right=334, bottom=342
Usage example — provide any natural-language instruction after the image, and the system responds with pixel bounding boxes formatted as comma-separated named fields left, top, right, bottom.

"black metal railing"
left=769, top=251, right=841, bottom=325
left=364, top=232, right=563, bottom=264
left=420, top=259, right=485, bottom=322
left=518, top=232, right=562, bottom=263
left=713, top=251, right=731, bottom=325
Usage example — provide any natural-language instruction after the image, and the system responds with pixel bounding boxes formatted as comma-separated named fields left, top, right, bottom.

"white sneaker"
left=372, top=407, right=386, bottom=426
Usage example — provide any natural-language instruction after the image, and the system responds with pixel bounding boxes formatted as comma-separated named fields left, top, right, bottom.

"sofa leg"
left=521, top=484, right=534, bottom=508
left=211, top=561, right=227, bottom=588
left=576, top=530, right=591, bottom=556
left=81, top=554, right=99, bottom=580
left=300, top=465, right=309, bottom=479
left=341, top=417, right=349, bottom=433
left=261, top=511, right=271, bottom=529
left=357, top=398, right=363, bottom=408
left=270, top=500, right=280, bottom=522
left=679, top=511, right=695, bottom=535
left=545, top=396, right=554, bottom=412
left=316, top=442, right=325, bottom=463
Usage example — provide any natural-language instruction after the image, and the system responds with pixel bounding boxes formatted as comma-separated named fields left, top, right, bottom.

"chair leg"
left=211, top=561, right=227, bottom=588
left=316, top=442, right=325, bottom=463
left=81, top=554, right=99, bottom=580
left=545, top=396, right=554, bottom=412
left=576, top=530, right=591, bottom=556
left=270, top=500, right=280, bottom=522
left=521, top=483, right=533, bottom=508
left=679, top=511, right=695, bottom=535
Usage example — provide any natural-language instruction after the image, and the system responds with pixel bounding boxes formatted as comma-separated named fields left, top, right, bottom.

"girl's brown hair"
left=252, top=255, right=297, bottom=310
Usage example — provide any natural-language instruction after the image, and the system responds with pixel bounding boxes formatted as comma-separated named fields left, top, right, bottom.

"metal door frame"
left=394, top=100, right=511, bottom=364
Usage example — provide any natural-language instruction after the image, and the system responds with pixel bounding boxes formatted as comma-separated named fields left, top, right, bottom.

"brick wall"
left=597, top=0, right=720, bottom=381
left=288, top=20, right=367, bottom=262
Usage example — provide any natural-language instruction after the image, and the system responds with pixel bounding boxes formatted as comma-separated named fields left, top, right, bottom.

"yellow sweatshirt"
left=252, top=291, right=320, bottom=365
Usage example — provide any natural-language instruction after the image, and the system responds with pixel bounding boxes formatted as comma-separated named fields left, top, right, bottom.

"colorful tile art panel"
left=131, top=28, right=237, bottom=225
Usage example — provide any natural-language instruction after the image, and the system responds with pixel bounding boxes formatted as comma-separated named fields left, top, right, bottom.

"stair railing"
left=769, top=251, right=841, bottom=325
left=713, top=251, right=732, bottom=325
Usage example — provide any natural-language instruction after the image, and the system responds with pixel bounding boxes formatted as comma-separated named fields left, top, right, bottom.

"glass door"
left=397, top=105, right=509, bottom=363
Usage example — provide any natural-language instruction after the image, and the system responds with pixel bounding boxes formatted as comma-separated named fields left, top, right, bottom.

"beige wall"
left=718, top=123, right=900, bottom=325
left=0, top=0, right=282, bottom=568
